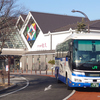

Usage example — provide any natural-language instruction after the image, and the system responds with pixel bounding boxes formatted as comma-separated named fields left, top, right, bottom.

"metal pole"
left=8, top=56, right=10, bottom=86
left=72, top=9, right=90, bottom=33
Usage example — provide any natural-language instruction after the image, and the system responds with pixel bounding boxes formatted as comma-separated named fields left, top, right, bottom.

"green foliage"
left=77, top=18, right=86, bottom=32
left=48, top=60, right=55, bottom=65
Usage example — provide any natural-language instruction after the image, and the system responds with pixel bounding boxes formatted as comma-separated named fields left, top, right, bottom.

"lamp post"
left=71, top=9, right=90, bottom=33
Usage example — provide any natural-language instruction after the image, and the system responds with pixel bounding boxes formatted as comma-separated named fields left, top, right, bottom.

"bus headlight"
left=74, top=79, right=82, bottom=82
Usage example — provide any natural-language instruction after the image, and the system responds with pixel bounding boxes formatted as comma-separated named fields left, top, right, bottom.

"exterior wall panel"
left=40, top=55, right=46, bottom=70
left=28, top=55, right=32, bottom=70
left=33, top=55, right=39, bottom=70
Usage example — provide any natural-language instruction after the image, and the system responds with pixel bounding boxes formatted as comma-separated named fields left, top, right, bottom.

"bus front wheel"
left=66, top=75, right=71, bottom=90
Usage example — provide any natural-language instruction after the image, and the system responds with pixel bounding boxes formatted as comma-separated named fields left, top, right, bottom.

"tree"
left=48, top=60, right=55, bottom=65
left=77, top=18, right=86, bottom=32
left=0, top=0, right=27, bottom=53
left=0, top=0, right=27, bottom=85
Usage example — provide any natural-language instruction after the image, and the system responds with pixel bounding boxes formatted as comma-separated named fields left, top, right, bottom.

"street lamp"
left=71, top=9, right=90, bottom=33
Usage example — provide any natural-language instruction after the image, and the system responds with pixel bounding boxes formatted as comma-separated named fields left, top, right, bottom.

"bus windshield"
left=72, top=40, right=100, bottom=71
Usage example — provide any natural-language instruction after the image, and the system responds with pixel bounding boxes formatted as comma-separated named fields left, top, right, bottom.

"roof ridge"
left=30, top=11, right=86, bottom=19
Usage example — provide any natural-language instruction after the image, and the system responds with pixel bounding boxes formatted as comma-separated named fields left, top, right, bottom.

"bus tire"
left=66, top=75, right=71, bottom=90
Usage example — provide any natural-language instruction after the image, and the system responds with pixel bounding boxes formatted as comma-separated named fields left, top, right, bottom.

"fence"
left=10, top=68, right=55, bottom=76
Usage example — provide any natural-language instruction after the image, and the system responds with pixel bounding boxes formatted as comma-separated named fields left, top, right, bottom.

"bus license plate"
left=91, top=83, right=99, bottom=87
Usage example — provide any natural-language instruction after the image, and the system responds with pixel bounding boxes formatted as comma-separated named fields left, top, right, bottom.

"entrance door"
left=14, top=59, right=20, bottom=70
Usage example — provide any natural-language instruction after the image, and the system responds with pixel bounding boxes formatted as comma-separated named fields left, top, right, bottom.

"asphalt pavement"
left=0, top=75, right=73, bottom=100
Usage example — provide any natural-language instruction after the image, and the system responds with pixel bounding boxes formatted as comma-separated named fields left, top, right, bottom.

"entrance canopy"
left=0, top=31, right=26, bottom=49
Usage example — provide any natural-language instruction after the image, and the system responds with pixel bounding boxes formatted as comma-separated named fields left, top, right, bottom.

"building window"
left=17, top=19, right=23, bottom=30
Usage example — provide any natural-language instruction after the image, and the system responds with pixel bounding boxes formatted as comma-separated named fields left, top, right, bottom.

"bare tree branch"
left=0, top=0, right=27, bottom=53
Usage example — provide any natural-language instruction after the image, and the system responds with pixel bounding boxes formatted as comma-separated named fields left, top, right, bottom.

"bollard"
left=22, top=68, right=23, bottom=73
left=31, top=69, right=32, bottom=74
left=17, top=68, right=19, bottom=73
left=52, top=69, right=53, bottom=75
left=46, top=70, right=47, bottom=75
left=35, top=70, right=37, bottom=74
left=13, top=68, right=14, bottom=73
left=26, top=69, right=27, bottom=73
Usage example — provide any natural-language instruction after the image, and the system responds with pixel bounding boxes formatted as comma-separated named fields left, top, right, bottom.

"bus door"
left=59, top=58, right=66, bottom=82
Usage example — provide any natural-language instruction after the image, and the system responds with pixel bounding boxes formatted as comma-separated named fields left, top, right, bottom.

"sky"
left=16, top=0, right=100, bottom=21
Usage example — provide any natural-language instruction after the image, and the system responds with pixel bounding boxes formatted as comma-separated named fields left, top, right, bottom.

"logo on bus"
left=92, top=66, right=98, bottom=70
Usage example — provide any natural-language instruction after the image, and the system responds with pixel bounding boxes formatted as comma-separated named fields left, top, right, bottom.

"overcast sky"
left=17, top=0, right=100, bottom=21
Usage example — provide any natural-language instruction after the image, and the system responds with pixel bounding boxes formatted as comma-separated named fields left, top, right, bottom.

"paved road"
left=0, top=75, right=73, bottom=100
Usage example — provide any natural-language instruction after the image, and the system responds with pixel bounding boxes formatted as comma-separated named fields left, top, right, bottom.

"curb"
left=63, top=90, right=76, bottom=100
left=0, top=83, right=17, bottom=93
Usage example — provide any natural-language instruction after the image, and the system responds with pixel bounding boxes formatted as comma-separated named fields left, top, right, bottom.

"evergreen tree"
left=77, top=18, right=86, bottom=32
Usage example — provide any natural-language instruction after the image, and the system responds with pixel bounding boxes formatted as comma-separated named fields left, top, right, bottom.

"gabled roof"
left=30, top=11, right=87, bottom=33
left=89, top=20, right=100, bottom=30
left=20, top=14, right=27, bottom=21
left=54, top=20, right=100, bottom=32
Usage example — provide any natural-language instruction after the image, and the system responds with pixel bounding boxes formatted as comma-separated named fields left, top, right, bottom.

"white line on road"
left=44, top=85, right=52, bottom=91
left=97, top=96, right=100, bottom=97
left=0, top=77, right=29, bottom=98
left=63, top=90, right=76, bottom=100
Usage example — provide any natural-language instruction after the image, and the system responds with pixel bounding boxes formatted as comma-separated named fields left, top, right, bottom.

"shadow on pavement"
left=75, top=87, right=100, bottom=92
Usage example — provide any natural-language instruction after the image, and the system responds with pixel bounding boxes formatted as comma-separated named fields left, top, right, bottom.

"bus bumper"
left=68, top=79, right=100, bottom=88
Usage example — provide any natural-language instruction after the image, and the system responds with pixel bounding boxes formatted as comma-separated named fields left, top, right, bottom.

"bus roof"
left=56, top=33, right=100, bottom=47
left=64, top=33, right=100, bottom=41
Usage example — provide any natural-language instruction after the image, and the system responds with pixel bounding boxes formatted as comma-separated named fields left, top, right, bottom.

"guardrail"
left=11, top=68, right=55, bottom=76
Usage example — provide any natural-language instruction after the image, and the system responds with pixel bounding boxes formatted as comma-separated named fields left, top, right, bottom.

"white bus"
left=55, top=33, right=100, bottom=89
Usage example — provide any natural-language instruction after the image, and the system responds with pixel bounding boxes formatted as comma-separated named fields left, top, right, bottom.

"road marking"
left=44, top=85, right=52, bottom=91
left=0, top=77, right=29, bottom=98
left=63, top=90, right=76, bottom=100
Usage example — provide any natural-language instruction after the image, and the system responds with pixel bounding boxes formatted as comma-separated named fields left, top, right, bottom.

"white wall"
left=29, top=31, right=72, bottom=51
left=52, top=33, right=72, bottom=50
left=31, top=31, right=50, bottom=51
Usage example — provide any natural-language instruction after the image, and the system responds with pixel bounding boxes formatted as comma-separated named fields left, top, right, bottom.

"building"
left=1, top=11, right=100, bottom=70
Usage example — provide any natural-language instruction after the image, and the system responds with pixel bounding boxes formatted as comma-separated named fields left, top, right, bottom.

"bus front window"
left=72, top=40, right=100, bottom=71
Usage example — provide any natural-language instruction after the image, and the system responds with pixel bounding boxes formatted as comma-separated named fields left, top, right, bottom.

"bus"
left=55, top=33, right=100, bottom=89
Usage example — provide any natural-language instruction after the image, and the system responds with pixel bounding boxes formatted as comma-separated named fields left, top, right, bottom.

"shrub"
left=48, top=60, right=55, bottom=65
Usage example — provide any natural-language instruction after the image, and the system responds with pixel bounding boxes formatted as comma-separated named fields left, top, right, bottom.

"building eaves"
left=25, top=50, right=55, bottom=55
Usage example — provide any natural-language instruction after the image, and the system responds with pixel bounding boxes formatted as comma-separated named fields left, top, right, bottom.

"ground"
left=0, top=74, right=55, bottom=91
